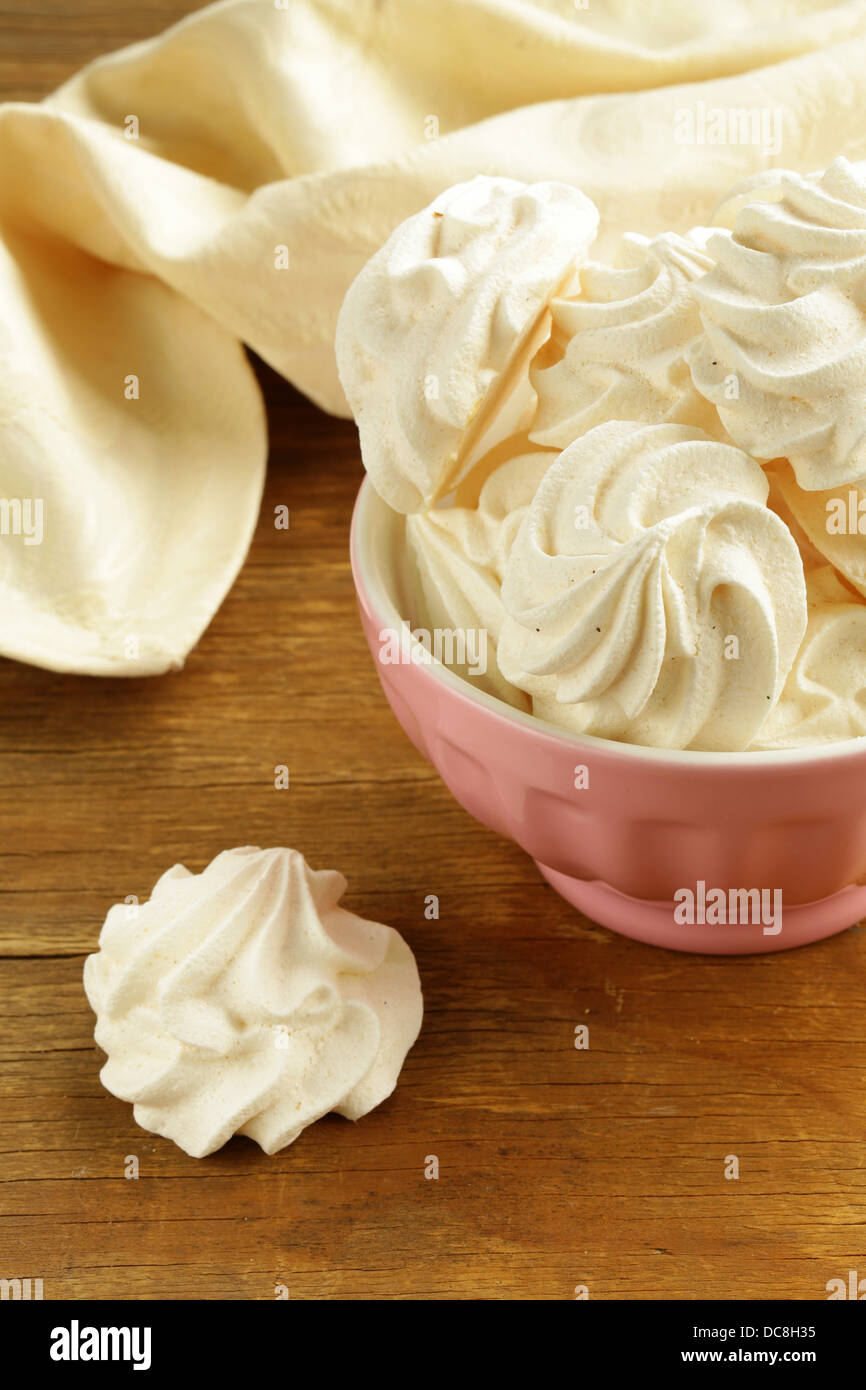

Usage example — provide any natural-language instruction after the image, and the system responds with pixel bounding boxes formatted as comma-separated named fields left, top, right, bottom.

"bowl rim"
left=350, top=475, right=866, bottom=771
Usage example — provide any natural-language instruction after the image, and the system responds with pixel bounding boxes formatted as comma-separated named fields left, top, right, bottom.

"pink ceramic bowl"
left=351, top=477, right=866, bottom=954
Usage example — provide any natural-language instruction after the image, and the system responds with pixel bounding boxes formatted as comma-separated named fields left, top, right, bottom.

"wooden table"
left=2, top=1, right=865, bottom=1303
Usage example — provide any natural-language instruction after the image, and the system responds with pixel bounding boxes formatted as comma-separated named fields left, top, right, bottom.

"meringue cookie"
left=751, top=566, right=866, bottom=749
left=769, top=460, right=866, bottom=599
left=529, top=230, right=721, bottom=450
left=764, top=461, right=829, bottom=572
left=688, top=158, right=866, bottom=491
left=83, top=848, right=423, bottom=1158
left=498, top=421, right=807, bottom=751
left=405, top=447, right=553, bottom=706
left=335, top=175, right=599, bottom=513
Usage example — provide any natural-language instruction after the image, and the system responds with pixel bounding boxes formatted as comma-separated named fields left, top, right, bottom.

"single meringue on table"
left=335, top=174, right=599, bottom=513
left=688, top=157, right=866, bottom=491
left=83, top=848, right=423, bottom=1158
left=751, top=566, right=866, bottom=749
left=405, top=446, right=554, bottom=706
left=498, top=421, right=808, bottom=752
left=529, top=229, right=722, bottom=451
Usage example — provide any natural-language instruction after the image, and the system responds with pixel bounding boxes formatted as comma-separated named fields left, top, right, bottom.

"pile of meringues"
left=337, top=164, right=866, bottom=752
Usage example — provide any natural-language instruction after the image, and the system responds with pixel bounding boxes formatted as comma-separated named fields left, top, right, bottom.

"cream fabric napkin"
left=4, top=0, right=866, bottom=673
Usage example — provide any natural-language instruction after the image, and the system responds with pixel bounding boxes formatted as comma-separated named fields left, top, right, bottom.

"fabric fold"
left=4, top=0, right=866, bottom=672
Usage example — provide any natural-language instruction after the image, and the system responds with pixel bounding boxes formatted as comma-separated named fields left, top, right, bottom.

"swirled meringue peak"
left=498, top=422, right=807, bottom=751
left=752, top=566, right=866, bottom=750
left=688, top=158, right=866, bottom=490
left=83, top=848, right=423, bottom=1157
left=335, top=175, right=599, bottom=512
left=405, top=447, right=553, bottom=706
left=530, top=230, right=720, bottom=450
left=768, top=459, right=866, bottom=600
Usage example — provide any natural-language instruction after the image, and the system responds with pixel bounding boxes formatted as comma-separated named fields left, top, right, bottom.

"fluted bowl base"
left=535, top=863, right=866, bottom=955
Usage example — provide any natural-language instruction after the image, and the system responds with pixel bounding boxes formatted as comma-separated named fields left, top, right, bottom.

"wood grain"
left=0, top=2, right=207, bottom=101
left=1, top=3, right=865, bottom=1302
